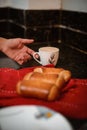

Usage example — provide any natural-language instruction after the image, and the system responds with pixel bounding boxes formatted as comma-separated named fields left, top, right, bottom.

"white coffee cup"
left=33, top=46, right=59, bottom=66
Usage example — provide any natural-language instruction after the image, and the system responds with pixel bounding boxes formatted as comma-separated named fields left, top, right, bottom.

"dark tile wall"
left=61, top=29, right=87, bottom=52
left=61, top=10, right=87, bottom=52
left=0, top=7, right=8, bottom=19
left=0, top=8, right=9, bottom=37
left=25, top=10, right=60, bottom=42
left=0, top=7, right=87, bottom=53
left=61, top=10, right=87, bottom=32
left=8, top=8, right=60, bottom=43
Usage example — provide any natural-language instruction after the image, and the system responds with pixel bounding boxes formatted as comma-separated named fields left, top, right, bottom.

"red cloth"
left=0, top=66, right=87, bottom=119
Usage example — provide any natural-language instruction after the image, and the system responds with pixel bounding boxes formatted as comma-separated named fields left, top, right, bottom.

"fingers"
left=17, top=59, right=24, bottom=65
left=26, top=48, right=39, bottom=59
left=15, top=53, right=32, bottom=65
left=15, top=38, right=35, bottom=55
left=11, top=38, right=35, bottom=65
left=16, top=39, right=34, bottom=49
left=19, top=38, right=34, bottom=45
left=27, top=48, right=35, bottom=56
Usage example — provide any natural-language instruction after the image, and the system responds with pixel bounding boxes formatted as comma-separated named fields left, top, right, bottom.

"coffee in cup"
left=33, top=46, right=59, bottom=66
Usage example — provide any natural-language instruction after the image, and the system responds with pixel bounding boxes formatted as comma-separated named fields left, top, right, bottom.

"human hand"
left=1, top=38, right=35, bottom=65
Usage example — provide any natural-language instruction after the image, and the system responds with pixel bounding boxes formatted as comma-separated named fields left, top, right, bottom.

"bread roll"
left=33, top=67, right=71, bottom=84
left=34, top=67, right=64, bottom=74
left=23, top=72, right=33, bottom=80
left=23, top=72, right=58, bottom=84
left=23, top=71, right=67, bottom=89
left=59, top=70, right=71, bottom=82
left=16, top=67, right=71, bottom=101
left=16, top=80, right=59, bottom=101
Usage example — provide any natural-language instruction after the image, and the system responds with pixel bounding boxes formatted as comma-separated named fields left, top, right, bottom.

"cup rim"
left=39, top=46, right=59, bottom=52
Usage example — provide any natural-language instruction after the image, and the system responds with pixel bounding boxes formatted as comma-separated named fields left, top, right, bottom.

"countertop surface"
left=3, top=42, right=86, bottom=79
left=0, top=42, right=87, bottom=79
left=0, top=42, right=87, bottom=130
left=20, top=43, right=87, bottom=78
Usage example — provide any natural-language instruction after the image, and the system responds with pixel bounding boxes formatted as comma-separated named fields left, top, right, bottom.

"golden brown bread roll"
left=23, top=72, right=58, bottom=84
left=34, top=67, right=64, bottom=74
left=16, top=67, right=71, bottom=101
left=23, top=71, right=67, bottom=89
left=34, top=67, right=71, bottom=82
left=16, top=80, right=59, bottom=101
left=59, top=70, right=71, bottom=82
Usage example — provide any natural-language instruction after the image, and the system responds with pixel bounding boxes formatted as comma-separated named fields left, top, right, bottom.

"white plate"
left=0, top=105, right=73, bottom=130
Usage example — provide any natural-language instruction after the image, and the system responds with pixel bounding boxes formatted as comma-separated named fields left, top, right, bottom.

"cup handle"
left=33, top=52, right=42, bottom=65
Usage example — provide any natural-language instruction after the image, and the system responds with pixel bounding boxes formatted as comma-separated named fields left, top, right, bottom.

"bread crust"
left=16, top=67, right=71, bottom=101
left=24, top=72, right=58, bottom=84
left=16, top=80, right=58, bottom=101
left=34, top=67, right=64, bottom=74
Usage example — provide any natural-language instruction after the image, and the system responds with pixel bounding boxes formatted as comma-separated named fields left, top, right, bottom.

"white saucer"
left=0, top=105, right=73, bottom=130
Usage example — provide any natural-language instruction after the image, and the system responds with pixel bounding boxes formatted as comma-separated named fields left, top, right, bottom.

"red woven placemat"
left=0, top=66, right=87, bottom=119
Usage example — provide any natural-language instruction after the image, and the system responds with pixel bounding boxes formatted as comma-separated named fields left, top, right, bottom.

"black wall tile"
left=0, top=21, right=8, bottom=37
left=0, top=7, right=9, bottom=20
left=61, top=10, right=87, bottom=33
left=61, top=28, right=87, bottom=52
left=26, top=10, right=60, bottom=26
left=61, top=10, right=87, bottom=52
left=8, top=23, right=25, bottom=38
left=26, top=26, right=59, bottom=43
left=0, top=21, right=8, bottom=32
left=7, top=8, right=60, bottom=43
left=25, top=10, right=60, bottom=42
left=9, top=8, right=25, bottom=25
left=0, top=7, right=87, bottom=53
left=26, top=27, right=48, bottom=42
